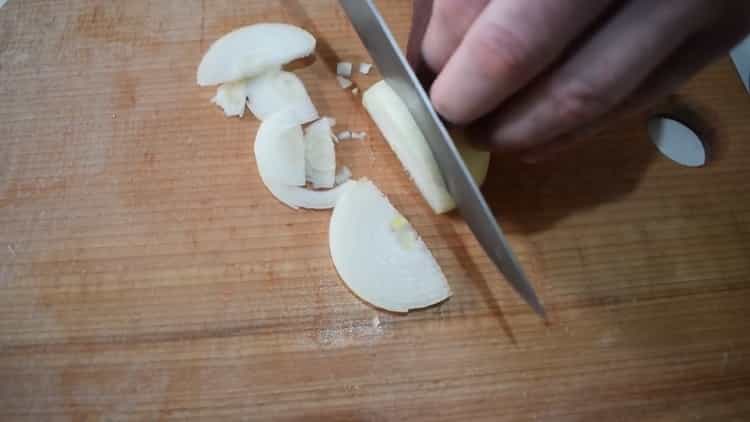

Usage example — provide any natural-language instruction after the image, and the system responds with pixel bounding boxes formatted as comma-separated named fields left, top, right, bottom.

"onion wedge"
left=363, top=80, right=491, bottom=213
left=245, top=70, right=319, bottom=123
left=197, top=23, right=316, bottom=86
left=329, top=179, right=451, bottom=312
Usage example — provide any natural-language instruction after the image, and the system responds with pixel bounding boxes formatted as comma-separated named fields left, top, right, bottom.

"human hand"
left=408, top=0, right=750, bottom=161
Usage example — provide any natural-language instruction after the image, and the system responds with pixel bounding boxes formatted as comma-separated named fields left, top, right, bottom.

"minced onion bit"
left=336, top=61, right=353, bottom=77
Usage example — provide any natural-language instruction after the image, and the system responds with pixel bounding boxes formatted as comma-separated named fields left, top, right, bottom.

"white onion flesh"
left=359, top=63, right=373, bottom=75
left=335, top=166, right=352, bottom=185
left=336, top=62, right=353, bottom=77
left=363, top=80, right=491, bottom=213
left=254, top=110, right=306, bottom=187
left=245, top=70, right=318, bottom=123
left=337, top=76, right=353, bottom=89
left=197, top=23, right=316, bottom=86
left=255, top=109, right=350, bottom=209
left=211, top=80, right=249, bottom=117
left=329, top=179, right=451, bottom=312
left=363, top=80, right=454, bottom=213
left=304, top=118, right=337, bottom=189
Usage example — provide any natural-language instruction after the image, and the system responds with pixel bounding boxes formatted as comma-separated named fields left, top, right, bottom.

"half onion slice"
left=246, top=70, right=319, bottom=123
left=329, top=179, right=451, bottom=312
left=197, top=23, right=316, bottom=86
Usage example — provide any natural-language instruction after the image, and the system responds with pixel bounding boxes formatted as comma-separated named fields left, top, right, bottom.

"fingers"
left=421, top=0, right=490, bottom=72
left=520, top=22, right=749, bottom=163
left=406, top=0, right=433, bottom=69
left=430, top=0, right=616, bottom=124
left=480, top=0, right=712, bottom=152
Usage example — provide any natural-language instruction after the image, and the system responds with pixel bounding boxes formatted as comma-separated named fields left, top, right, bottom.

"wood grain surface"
left=1, top=1, right=750, bottom=420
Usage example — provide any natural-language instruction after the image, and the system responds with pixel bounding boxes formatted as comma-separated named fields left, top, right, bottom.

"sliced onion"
left=245, top=70, right=318, bottom=123
left=211, top=80, right=249, bottom=117
left=337, top=76, right=353, bottom=89
left=336, top=62, right=353, bottom=77
left=363, top=80, right=491, bottom=213
left=363, top=80, right=454, bottom=213
left=329, top=179, right=451, bottom=312
left=335, top=166, right=352, bottom=185
left=197, top=23, right=316, bottom=86
left=255, top=110, right=350, bottom=210
left=304, top=118, right=337, bottom=189
left=359, top=63, right=373, bottom=75
left=254, top=110, right=306, bottom=186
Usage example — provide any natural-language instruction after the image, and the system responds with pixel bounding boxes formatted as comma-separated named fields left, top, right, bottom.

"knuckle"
left=550, top=78, right=611, bottom=125
left=468, top=22, right=533, bottom=80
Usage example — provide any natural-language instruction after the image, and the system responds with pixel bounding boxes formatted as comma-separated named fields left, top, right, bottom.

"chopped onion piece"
left=351, top=131, right=367, bottom=140
left=359, top=62, right=373, bottom=75
left=336, top=131, right=352, bottom=141
left=351, top=87, right=359, bottom=95
left=329, top=179, right=451, bottom=312
left=335, top=166, right=352, bottom=185
left=245, top=70, right=318, bottom=123
left=211, top=80, right=248, bottom=117
left=304, top=118, right=337, bottom=189
left=337, top=76, right=353, bottom=89
left=336, top=62, right=353, bottom=77
left=197, top=23, right=316, bottom=86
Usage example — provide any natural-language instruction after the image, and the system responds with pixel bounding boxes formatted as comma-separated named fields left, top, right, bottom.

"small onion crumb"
left=337, top=62, right=353, bottom=77
left=337, top=130, right=352, bottom=141
left=351, top=87, right=359, bottom=95
left=336, top=76, right=353, bottom=89
left=359, top=62, right=373, bottom=75
left=351, top=131, right=368, bottom=140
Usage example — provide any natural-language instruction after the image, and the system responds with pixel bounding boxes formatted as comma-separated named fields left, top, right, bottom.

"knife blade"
left=338, top=0, right=546, bottom=318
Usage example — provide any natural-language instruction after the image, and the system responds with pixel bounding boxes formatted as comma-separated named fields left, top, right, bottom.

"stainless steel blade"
left=339, top=0, right=546, bottom=317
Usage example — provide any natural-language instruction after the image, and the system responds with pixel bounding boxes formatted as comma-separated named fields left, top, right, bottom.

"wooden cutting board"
left=1, top=1, right=749, bottom=420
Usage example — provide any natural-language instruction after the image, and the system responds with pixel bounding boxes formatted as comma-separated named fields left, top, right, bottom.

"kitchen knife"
left=339, top=0, right=546, bottom=318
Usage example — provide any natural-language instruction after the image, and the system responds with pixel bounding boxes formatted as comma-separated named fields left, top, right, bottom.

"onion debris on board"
left=198, top=23, right=454, bottom=312
left=329, top=179, right=451, bottom=313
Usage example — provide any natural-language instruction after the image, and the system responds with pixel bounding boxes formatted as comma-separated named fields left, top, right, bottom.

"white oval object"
left=305, top=118, right=337, bottom=189
left=197, top=23, right=316, bottom=86
left=245, top=70, right=318, bottom=123
left=363, top=80, right=455, bottom=213
left=211, top=80, right=249, bottom=117
left=648, top=117, right=706, bottom=168
left=329, top=179, right=451, bottom=313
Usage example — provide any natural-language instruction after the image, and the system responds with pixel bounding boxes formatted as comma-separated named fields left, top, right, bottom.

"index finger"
left=430, top=0, right=615, bottom=125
